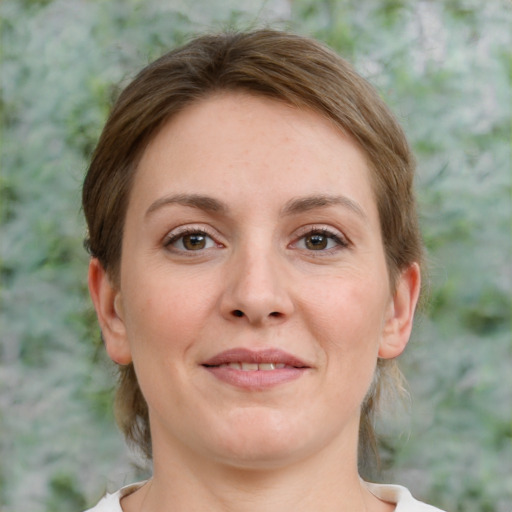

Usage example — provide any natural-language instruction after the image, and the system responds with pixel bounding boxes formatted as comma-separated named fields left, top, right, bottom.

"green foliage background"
left=1, top=1, right=510, bottom=511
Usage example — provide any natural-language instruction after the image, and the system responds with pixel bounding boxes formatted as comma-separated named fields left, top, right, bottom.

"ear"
left=88, top=258, right=132, bottom=365
left=379, top=262, right=421, bottom=359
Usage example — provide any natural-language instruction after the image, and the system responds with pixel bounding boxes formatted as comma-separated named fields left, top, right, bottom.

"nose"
left=220, top=246, right=294, bottom=326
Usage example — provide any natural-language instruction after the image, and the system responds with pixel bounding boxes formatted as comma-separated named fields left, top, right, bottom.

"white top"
left=85, top=481, right=447, bottom=511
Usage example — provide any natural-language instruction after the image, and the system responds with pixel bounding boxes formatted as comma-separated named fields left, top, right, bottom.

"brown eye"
left=182, top=234, right=208, bottom=250
left=305, top=234, right=329, bottom=250
left=294, top=229, right=347, bottom=252
left=166, top=230, right=217, bottom=252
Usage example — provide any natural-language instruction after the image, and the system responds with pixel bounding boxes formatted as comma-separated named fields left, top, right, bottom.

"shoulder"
left=84, top=482, right=145, bottom=512
left=365, top=482, right=447, bottom=512
left=85, top=480, right=445, bottom=512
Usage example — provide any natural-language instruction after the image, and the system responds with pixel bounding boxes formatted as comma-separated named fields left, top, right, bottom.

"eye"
left=165, top=229, right=218, bottom=252
left=294, top=228, right=348, bottom=252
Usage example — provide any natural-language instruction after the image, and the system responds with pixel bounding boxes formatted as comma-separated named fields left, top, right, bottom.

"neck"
left=122, top=423, right=390, bottom=512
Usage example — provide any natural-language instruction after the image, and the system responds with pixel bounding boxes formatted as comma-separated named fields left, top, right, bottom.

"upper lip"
left=202, top=348, right=310, bottom=368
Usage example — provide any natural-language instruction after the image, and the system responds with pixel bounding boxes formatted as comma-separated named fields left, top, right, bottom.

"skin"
left=89, top=92, right=420, bottom=512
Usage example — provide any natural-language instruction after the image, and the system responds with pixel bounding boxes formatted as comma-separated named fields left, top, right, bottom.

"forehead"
left=130, top=92, right=377, bottom=219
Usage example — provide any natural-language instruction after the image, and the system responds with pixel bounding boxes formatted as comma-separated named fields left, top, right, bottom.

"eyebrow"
left=145, top=193, right=228, bottom=218
left=145, top=192, right=367, bottom=221
left=281, top=194, right=368, bottom=221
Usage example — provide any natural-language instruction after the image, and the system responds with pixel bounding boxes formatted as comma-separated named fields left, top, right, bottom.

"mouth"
left=202, top=348, right=310, bottom=390
left=202, top=347, right=309, bottom=369
left=213, top=362, right=295, bottom=371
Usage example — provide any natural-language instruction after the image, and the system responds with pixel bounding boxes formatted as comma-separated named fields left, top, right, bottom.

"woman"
left=83, top=30, right=445, bottom=511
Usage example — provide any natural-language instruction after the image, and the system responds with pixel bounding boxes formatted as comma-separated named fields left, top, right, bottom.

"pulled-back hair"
left=82, top=29, right=423, bottom=473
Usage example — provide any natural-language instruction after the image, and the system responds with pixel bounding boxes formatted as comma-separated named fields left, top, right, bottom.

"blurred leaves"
left=1, top=0, right=510, bottom=511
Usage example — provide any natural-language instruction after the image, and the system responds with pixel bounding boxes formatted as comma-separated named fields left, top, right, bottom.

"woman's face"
left=92, top=92, right=418, bottom=469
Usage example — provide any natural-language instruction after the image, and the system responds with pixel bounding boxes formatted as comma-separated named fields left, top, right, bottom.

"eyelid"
left=294, top=225, right=349, bottom=243
left=290, top=225, right=350, bottom=252
left=163, top=224, right=224, bottom=251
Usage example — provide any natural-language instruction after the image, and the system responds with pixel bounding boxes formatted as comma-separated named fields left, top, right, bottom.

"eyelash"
left=164, top=227, right=221, bottom=254
left=292, top=227, right=349, bottom=254
left=163, top=226, right=349, bottom=255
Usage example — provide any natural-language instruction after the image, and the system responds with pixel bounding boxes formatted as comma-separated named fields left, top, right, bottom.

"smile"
left=216, top=362, right=292, bottom=371
left=202, top=348, right=310, bottom=390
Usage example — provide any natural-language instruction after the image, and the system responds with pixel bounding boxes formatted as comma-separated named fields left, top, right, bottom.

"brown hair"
left=83, top=29, right=423, bottom=473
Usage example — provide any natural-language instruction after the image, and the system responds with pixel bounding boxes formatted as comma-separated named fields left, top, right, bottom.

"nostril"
left=230, top=310, right=283, bottom=320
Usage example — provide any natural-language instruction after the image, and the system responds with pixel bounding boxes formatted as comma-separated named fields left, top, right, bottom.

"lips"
left=202, top=348, right=309, bottom=368
left=202, top=348, right=310, bottom=390
left=216, top=362, right=291, bottom=371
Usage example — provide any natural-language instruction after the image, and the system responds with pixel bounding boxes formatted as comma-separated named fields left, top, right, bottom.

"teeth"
left=220, top=362, right=290, bottom=371
left=241, top=362, right=258, bottom=371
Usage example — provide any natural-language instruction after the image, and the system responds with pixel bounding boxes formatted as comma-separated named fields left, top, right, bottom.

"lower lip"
left=204, top=366, right=306, bottom=390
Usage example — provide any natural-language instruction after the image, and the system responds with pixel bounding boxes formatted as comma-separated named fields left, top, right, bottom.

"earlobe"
left=88, top=258, right=132, bottom=365
left=378, top=263, right=421, bottom=360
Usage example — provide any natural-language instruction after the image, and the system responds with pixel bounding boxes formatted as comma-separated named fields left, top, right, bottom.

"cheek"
left=297, top=274, right=389, bottom=357
left=293, top=275, right=389, bottom=425
left=121, top=269, right=218, bottom=358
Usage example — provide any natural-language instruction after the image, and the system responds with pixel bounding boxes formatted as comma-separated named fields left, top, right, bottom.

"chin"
left=205, top=410, right=318, bottom=469
left=214, top=441, right=306, bottom=471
